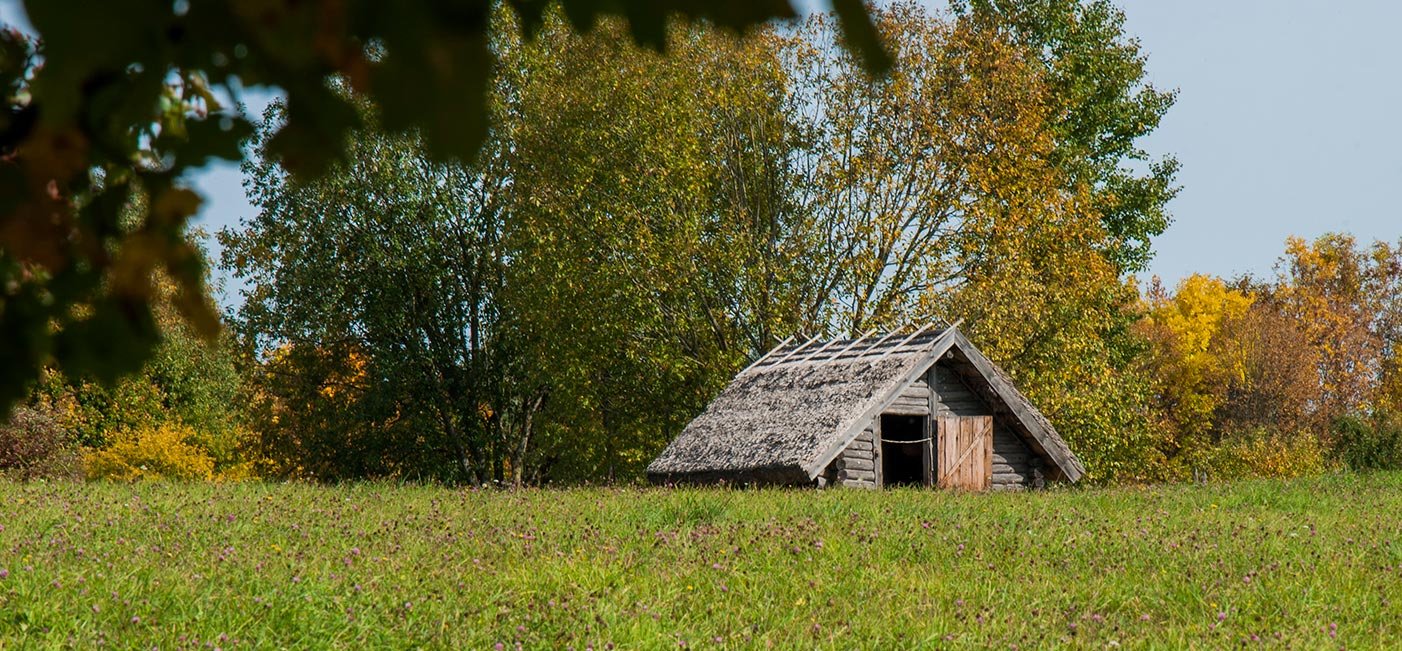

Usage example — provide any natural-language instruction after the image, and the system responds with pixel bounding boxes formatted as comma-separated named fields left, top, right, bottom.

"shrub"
left=0, top=406, right=82, bottom=480
left=84, top=424, right=216, bottom=481
left=1330, top=413, right=1402, bottom=471
left=1198, top=429, right=1330, bottom=480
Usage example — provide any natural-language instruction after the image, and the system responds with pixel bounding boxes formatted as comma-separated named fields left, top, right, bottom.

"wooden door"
left=936, top=415, right=993, bottom=491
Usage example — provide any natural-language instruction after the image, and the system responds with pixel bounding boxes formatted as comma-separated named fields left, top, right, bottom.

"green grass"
left=1, top=474, right=1400, bottom=648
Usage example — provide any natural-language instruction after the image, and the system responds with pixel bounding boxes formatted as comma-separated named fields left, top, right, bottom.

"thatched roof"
left=647, top=325, right=1085, bottom=485
left=648, top=327, right=955, bottom=484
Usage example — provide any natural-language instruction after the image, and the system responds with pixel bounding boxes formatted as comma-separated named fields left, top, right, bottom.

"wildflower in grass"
left=0, top=568, right=7, bottom=579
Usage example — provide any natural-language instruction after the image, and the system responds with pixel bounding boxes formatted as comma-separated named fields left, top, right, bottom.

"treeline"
left=4, top=2, right=1398, bottom=484
left=1138, top=236, right=1402, bottom=477
left=216, top=1, right=1176, bottom=485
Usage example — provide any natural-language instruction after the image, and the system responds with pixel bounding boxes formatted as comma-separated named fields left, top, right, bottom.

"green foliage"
left=1331, top=413, right=1402, bottom=472
left=1196, top=428, right=1331, bottom=480
left=954, top=0, right=1180, bottom=275
left=0, top=404, right=81, bottom=480
left=0, top=0, right=887, bottom=419
left=225, top=94, right=520, bottom=484
left=223, top=3, right=1179, bottom=485
left=83, top=422, right=216, bottom=481
left=25, top=271, right=248, bottom=472
left=504, top=14, right=802, bottom=481
left=1, top=475, right=1401, bottom=645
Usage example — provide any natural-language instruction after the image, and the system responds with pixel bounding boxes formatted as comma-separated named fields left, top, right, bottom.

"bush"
left=1331, top=414, right=1402, bottom=471
left=0, top=406, right=82, bottom=480
left=1198, top=429, right=1330, bottom=480
left=84, top=424, right=216, bottom=481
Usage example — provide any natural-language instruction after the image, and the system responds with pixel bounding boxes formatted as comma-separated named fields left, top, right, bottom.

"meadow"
left=0, top=473, right=1399, bottom=649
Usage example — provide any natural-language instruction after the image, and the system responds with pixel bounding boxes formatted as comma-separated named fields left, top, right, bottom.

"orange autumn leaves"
left=1137, top=234, right=1402, bottom=475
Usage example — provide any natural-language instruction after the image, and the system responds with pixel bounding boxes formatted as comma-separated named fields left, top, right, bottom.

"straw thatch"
left=648, top=328, right=953, bottom=484
left=647, top=325, right=1085, bottom=486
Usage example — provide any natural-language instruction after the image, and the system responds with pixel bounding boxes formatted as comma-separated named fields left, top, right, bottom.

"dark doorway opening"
left=880, top=414, right=930, bottom=487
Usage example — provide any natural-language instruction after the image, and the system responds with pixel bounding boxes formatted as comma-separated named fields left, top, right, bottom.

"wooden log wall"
left=819, top=427, right=878, bottom=489
left=821, top=359, right=1048, bottom=491
left=932, top=363, right=1039, bottom=491
left=884, top=375, right=932, bottom=416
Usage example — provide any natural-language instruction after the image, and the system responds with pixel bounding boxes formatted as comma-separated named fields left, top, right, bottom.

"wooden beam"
left=854, top=328, right=905, bottom=362
left=738, top=334, right=795, bottom=375
left=874, top=323, right=933, bottom=362
left=818, top=327, right=878, bottom=364
left=792, top=333, right=847, bottom=365
left=770, top=333, right=823, bottom=366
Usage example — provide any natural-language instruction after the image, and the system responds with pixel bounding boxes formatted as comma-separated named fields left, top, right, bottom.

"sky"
left=2, top=1, right=1399, bottom=305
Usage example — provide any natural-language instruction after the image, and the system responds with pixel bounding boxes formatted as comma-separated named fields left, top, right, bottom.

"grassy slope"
left=0, top=474, right=1399, bottom=649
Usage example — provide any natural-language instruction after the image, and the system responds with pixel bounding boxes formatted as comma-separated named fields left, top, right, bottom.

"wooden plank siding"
left=883, top=376, right=932, bottom=416
left=932, top=362, right=1038, bottom=491
left=821, top=358, right=1044, bottom=491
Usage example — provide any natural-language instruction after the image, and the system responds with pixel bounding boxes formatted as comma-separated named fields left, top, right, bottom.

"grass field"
left=0, top=473, right=1399, bottom=649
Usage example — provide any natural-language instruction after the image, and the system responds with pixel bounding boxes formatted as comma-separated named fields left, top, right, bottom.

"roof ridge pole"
left=769, top=333, right=824, bottom=367
left=817, top=327, right=879, bottom=365
left=874, top=322, right=933, bottom=363
left=738, top=334, right=795, bottom=375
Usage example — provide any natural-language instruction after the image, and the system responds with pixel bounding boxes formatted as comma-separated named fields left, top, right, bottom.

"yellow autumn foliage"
left=1141, top=274, right=1254, bottom=439
left=1200, top=429, right=1331, bottom=480
left=84, top=423, right=216, bottom=481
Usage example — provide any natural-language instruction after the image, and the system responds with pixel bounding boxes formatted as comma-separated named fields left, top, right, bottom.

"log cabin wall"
left=884, top=374, right=932, bottom=416
left=820, top=360, right=1046, bottom=491
left=931, top=362, right=1041, bottom=491
left=819, top=427, right=878, bottom=489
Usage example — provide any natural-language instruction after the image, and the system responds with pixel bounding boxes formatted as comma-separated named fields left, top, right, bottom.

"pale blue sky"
left=3, top=1, right=1398, bottom=305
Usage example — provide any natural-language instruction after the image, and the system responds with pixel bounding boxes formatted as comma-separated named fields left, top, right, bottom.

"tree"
left=223, top=95, right=528, bottom=484
left=502, top=13, right=805, bottom=481
left=1266, top=234, right=1402, bottom=424
left=953, top=0, right=1179, bottom=275
left=26, top=267, right=248, bottom=472
left=1137, top=274, right=1256, bottom=464
left=1137, top=236, right=1402, bottom=475
left=0, top=0, right=888, bottom=417
left=227, top=3, right=1175, bottom=484
left=773, top=5, right=1164, bottom=481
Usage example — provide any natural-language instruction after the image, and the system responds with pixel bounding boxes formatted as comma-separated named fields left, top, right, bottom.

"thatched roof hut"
left=647, top=325, right=1084, bottom=490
